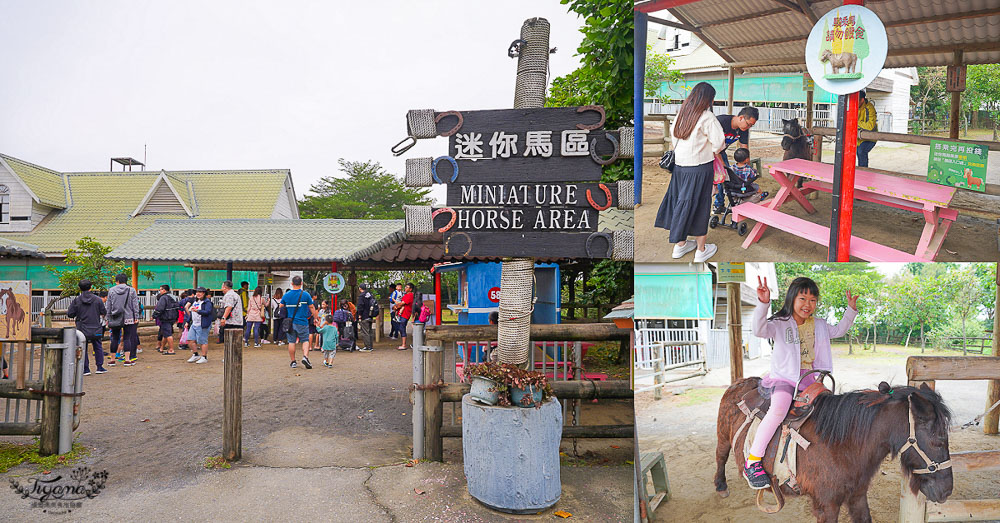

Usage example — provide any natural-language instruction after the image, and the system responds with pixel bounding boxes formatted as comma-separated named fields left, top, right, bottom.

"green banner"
left=635, top=272, right=714, bottom=320
left=927, top=140, right=988, bottom=192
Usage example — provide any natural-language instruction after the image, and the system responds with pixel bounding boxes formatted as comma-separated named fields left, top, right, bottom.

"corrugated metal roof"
left=665, top=0, right=1000, bottom=73
left=0, top=237, right=45, bottom=258
left=107, top=219, right=407, bottom=264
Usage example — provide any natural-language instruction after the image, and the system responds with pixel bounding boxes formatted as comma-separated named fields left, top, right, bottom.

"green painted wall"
left=659, top=75, right=839, bottom=104
left=0, top=261, right=257, bottom=291
left=635, top=272, right=714, bottom=320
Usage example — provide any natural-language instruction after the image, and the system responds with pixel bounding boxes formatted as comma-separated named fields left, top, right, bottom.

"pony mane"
left=810, top=385, right=951, bottom=446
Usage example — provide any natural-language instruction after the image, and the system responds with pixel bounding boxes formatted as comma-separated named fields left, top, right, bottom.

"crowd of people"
left=65, top=274, right=432, bottom=375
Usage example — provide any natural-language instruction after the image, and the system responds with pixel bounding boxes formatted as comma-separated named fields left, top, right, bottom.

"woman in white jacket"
left=742, top=276, right=858, bottom=490
left=653, top=81, right=726, bottom=262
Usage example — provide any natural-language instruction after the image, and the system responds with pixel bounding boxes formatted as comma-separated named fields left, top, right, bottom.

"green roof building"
left=0, top=153, right=299, bottom=291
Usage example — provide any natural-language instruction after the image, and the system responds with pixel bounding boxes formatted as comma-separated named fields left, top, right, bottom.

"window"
left=0, top=185, right=9, bottom=224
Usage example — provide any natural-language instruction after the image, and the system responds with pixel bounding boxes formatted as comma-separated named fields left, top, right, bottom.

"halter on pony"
left=901, top=395, right=952, bottom=475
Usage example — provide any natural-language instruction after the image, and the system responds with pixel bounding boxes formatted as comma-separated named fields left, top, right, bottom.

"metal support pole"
left=727, top=67, right=735, bottom=113
left=59, top=328, right=82, bottom=454
left=331, top=262, right=338, bottom=311
left=434, top=271, right=442, bottom=326
left=829, top=92, right=859, bottom=262
left=634, top=9, right=647, bottom=205
left=225, top=262, right=233, bottom=283
left=413, top=341, right=427, bottom=460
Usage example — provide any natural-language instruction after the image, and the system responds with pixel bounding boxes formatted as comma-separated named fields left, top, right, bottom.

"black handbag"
left=659, top=150, right=676, bottom=171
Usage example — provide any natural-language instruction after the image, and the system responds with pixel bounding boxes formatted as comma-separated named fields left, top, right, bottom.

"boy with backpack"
left=153, top=284, right=180, bottom=355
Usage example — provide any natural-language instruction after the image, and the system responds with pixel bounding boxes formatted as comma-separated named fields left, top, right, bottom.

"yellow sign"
left=803, top=73, right=815, bottom=92
left=0, top=281, right=30, bottom=341
left=717, top=263, right=746, bottom=283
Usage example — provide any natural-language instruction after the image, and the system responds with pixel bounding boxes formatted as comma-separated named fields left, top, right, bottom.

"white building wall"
left=0, top=162, right=43, bottom=233
left=270, top=179, right=295, bottom=219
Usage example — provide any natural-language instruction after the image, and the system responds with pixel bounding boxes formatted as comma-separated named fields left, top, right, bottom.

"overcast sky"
left=0, top=1, right=585, bottom=204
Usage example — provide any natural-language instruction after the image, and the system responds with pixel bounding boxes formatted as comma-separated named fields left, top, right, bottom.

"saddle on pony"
left=732, top=370, right=835, bottom=512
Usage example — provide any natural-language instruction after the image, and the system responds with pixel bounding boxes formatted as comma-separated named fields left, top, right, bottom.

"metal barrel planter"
left=461, top=394, right=562, bottom=513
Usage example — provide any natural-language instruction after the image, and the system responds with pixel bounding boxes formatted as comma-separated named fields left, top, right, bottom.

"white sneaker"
left=694, top=243, right=718, bottom=262
left=187, top=354, right=200, bottom=363
left=672, top=242, right=697, bottom=259
left=195, top=356, right=208, bottom=364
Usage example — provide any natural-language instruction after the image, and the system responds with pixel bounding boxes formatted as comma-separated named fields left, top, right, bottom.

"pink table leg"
left=916, top=206, right=954, bottom=260
left=771, top=170, right=817, bottom=214
left=916, top=207, right=939, bottom=258
left=741, top=173, right=799, bottom=248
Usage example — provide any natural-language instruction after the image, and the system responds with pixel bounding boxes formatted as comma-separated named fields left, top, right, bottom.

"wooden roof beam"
left=647, top=15, right=695, bottom=32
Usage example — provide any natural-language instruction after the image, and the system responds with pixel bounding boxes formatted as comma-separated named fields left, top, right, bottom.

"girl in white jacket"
left=742, top=276, right=858, bottom=490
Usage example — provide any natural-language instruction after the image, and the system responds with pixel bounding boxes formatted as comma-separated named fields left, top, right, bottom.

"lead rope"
left=961, top=397, right=1000, bottom=429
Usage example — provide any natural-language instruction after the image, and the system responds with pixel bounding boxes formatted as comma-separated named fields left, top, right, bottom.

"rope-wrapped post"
left=617, top=127, right=634, bottom=159
left=617, top=180, right=635, bottom=210
left=405, top=205, right=434, bottom=236
left=513, top=18, right=550, bottom=110
left=612, top=230, right=634, bottom=261
left=497, top=258, right=535, bottom=365
left=497, top=17, right=551, bottom=366
left=407, top=109, right=438, bottom=139
left=406, top=158, right=433, bottom=187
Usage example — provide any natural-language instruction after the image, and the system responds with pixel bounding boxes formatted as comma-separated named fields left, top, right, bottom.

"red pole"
left=331, top=262, right=338, bottom=310
left=836, top=0, right=864, bottom=261
left=434, top=271, right=442, bottom=326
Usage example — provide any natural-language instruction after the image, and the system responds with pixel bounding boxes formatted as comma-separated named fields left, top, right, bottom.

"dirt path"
left=636, top=133, right=1000, bottom=262
left=636, top=348, right=1000, bottom=522
left=0, top=334, right=632, bottom=521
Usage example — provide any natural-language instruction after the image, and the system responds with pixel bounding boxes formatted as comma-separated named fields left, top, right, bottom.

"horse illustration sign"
left=804, top=5, right=887, bottom=96
left=0, top=281, right=29, bottom=341
left=927, top=140, right=988, bottom=193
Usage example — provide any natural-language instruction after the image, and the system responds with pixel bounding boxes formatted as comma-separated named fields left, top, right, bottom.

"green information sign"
left=928, top=140, right=988, bottom=192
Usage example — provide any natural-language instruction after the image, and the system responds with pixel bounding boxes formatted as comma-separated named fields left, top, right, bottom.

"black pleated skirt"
left=653, top=161, right=714, bottom=244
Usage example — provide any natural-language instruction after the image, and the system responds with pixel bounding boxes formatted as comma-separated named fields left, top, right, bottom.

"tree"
left=909, top=67, right=947, bottom=134
left=975, top=263, right=998, bottom=327
left=298, top=159, right=431, bottom=219
left=948, top=267, right=983, bottom=355
left=644, top=44, right=683, bottom=99
left=966, top=64, right=1000, bottom=140
left=44, top=237, right=154, bottom=303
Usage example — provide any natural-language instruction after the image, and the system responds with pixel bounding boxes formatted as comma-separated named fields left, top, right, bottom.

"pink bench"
left=737, top=159, right=957, bottom=260
left=732, top=202, right=927, bottom=262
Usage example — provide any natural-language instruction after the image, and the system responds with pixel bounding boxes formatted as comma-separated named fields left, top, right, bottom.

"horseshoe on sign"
left=432, top=156, right=459, bottom=183
left=590, top=132, right=620, bottom=166
left=434, top=111, right=464, bottom=137
left=576, top=105, right=606, bottom=130
left=445, top=232, right=472, bottom=257
left=431, top=208, right=457, bottom=233
left=585, top=232, right=614, bottom=258
left=586, top=183, right=613, bottom=211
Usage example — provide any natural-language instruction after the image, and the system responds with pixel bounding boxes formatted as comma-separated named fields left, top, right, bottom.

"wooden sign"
left=947, top=64, right=966, bottom=92
left=435, top=107, right=615, bottom=183
left=0, top=281, right=30, bottom=341
left=444, top=232, right=612, bottom=259
left=445, top=182, right=618, bottom=209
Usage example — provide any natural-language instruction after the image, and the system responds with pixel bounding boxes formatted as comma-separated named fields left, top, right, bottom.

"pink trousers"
left=748, top=382, right=795, bottom=458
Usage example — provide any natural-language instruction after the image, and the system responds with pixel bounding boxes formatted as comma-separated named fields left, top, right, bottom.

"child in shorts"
left=317, top=314, right=339, bottom=368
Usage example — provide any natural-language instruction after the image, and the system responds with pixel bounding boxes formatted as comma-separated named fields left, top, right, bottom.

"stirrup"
left=756, top=484, right=784, bottom=514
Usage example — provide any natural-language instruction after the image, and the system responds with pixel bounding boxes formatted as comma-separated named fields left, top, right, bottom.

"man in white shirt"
left=219, top=280, right=244, bottom=344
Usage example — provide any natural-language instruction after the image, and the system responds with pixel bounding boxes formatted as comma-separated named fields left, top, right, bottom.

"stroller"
left=333, top=308, right=356, bottom=352
left=709, top=165, right=769, bottom=236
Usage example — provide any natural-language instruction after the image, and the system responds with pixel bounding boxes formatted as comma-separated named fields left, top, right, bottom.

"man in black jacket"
left=67, top=279, right=107, bottom=375
left=356, top=283, right=375, bottom=352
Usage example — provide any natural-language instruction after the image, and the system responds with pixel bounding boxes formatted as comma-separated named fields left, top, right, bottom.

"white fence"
left=635, top=326, right=700, bottom=370
left=645, top=101, right=892, bottom=134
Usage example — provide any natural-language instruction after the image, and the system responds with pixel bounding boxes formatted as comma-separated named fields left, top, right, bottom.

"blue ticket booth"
left=436, top=262, right=560, bottom=325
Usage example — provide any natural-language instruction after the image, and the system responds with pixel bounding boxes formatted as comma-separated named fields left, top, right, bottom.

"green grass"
left=0, top=439, right=90, bottom=474
left=203, top=456, right=231, bottom=470
left=672, top=387, right=724, bottom=407
left=831, top=342, right=993, bottom=361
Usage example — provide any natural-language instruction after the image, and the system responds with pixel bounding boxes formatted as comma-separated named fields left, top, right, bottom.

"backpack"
left=418, top=304, right=431, bottom=323
left=161, top=295, right=180, bottom=323
left=369, top=300, right=380, bottom=321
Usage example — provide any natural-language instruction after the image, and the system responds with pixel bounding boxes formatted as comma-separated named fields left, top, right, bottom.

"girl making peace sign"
left=742, top=276, right=859, bottom=490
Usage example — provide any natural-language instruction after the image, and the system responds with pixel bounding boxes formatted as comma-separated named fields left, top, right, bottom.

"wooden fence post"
left=727, top=283, right=744, bottom=384
left=423, top=344, right=443, bottom=461
left=15, top=341, right=26, bottom=390
left=985, top=266, right=1000, bottom=435
left=223, top=328, right=242, bottom=461
left=39, top=345, right=62, bottom=456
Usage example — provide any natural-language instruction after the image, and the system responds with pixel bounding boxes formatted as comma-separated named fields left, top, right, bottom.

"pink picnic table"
left=732, top=158, right=957, bottom=261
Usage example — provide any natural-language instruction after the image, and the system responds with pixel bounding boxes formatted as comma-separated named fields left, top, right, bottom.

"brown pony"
left=715, top=378, right=953, bottom=522
left=0, top=287, right=25, bottom=338
left=781, top=118, right=813, bottom=161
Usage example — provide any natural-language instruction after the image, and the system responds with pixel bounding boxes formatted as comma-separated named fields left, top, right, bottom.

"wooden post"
left=39, top=344, right=62, bottom=456
left=192, top=267, right=199, bottom=288
left=131, top=261, right=139, bottom=291
left=985, top=264, right=1000, bottom=435
left=950, top=50, right=964, bottom=140
left=349, top=270, right=357, bottom=305
left=422, top=345, right=443, bottom=461
left=898, top=476, right=928, bottom=523
left=222, top=328, right=242, bottom=461
left=727, top=283, right=744, bottom=384
left=15, top=341, right=26, bottom=390
left=806, top=89, right=814, bottom=130
left=727, top=67, right=735, bottom=114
